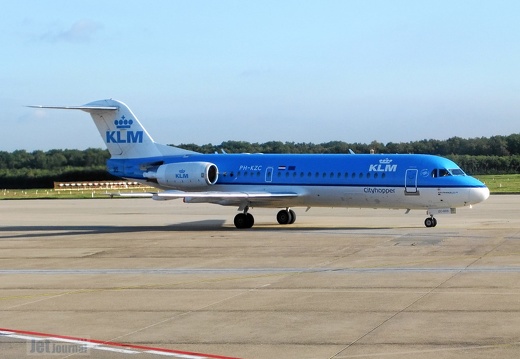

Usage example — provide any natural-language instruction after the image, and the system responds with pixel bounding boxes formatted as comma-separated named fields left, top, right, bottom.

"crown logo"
left=179, top=169, right=186, bottom=174
left=114, top=115, right=134, bottom=129
left=379, top=158, right=392, bottom=164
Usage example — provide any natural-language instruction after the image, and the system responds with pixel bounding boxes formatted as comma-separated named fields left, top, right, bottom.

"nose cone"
left=468, top=186, right=490, bottom=204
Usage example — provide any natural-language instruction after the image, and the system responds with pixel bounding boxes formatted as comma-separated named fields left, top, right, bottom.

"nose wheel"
left=424, top=216, right=437, bottom=228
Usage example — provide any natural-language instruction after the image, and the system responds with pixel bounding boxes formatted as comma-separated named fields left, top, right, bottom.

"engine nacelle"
left=145, top=162, right=218, bottom=189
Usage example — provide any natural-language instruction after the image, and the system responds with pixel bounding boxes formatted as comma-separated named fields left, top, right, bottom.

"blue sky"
left=2, top=0, right=519, bottom=151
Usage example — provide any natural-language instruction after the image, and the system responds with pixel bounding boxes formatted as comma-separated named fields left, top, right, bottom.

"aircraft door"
left=405, top=169, right=418, bottom=194
left=265, top=167, right=273, bottom=182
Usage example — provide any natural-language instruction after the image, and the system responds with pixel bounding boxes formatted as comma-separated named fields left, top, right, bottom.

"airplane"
left=30, top=99, right=490, bottom=229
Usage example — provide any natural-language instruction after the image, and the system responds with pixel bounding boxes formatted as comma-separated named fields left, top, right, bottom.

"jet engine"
left=144, top=162, right=218, bottom=189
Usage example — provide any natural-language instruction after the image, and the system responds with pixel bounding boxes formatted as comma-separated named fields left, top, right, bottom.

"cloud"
left=41, top=19, right=102, bottom=43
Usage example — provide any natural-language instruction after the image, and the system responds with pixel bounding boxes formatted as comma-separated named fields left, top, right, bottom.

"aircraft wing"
left=153, top=190, right=300, bottom=199
left=154, top=190, right=299, bottom=201
left=110, top=190, right=300, bottom=208
left=110, top=193, right=154, bottom=198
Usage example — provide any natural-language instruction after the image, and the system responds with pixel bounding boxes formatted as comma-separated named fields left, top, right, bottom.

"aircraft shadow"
left=0, top=221, right=400, bottom=239
left=0, top=220, right=228, bottom=239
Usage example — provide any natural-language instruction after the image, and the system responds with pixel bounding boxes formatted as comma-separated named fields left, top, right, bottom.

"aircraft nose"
left=468, top=187, right=490, bottom=204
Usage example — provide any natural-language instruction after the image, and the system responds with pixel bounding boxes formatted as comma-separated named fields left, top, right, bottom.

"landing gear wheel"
left=245, top=213, right=254, bottom=228
left=234, top=213, right=254, bottom=229
left=234, top=213, right=246, bottom=228
left=288, top=209, right=296, bottom=224
left=424, top=217, right=437, bottom=228
left=277, top=209, right=294, bottom=225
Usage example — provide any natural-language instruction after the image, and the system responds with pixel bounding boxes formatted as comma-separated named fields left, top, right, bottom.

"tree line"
left=1, top=133, right=519, bottom=188
left=177, top=134, right=520, bottom=157
left=0, top=149, right=115, bottom=189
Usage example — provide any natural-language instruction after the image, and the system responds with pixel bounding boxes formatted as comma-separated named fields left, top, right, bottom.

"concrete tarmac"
left=0, top=196, right=519, bottom=358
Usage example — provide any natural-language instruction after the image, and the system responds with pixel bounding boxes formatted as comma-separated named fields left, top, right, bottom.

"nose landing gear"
left=424, top=216, right=438, bottom=228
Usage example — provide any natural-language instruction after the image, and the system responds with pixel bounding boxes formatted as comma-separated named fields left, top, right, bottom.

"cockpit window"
left=438, top=169, right=450, bottom=177
left=449, top=168, right=466, bottom=176
left=431, top=168, right=466, bottom=178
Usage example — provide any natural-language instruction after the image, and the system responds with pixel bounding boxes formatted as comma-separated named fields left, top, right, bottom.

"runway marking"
left=329, top=234, right=513, bottom=359
left=0, top=328, right=243, bottom=359
left=334, top=342, right=520, bottom=358
left=0, top=271, right=290, bottom=306
left=2, top=265, right=520, bottom=305
left=2, top=266, right=520, bottom=275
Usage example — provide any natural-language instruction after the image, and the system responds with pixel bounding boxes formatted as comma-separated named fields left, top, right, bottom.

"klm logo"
left=176, top=169, right=188, bottom=179
left=369, top=158, right=397, bottom=172
left=106, top=115, right=143, bottom=144
left=115, top=115, right=133, bottom=129
left=106, top=131, right=143, bottom=143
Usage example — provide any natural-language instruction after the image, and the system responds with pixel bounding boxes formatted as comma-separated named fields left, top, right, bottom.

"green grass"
left=0, top=188, right=152, bottom=200
left=1, top=174, right=519, bottom=199
left=475, top=174, right=520, bottom=194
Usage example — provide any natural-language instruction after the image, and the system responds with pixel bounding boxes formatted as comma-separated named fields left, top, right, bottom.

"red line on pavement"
left=0, top=327, right=243, bottom=359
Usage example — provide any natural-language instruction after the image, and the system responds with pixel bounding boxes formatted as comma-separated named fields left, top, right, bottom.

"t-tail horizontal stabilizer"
left=29, top=99, right=198, bottom=159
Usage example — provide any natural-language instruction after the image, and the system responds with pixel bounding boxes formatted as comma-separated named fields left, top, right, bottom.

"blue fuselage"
left=107, top=153, right=487, bottom=210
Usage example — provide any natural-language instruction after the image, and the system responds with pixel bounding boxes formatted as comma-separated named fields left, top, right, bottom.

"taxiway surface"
left=0, top=196, right=519, bottom=358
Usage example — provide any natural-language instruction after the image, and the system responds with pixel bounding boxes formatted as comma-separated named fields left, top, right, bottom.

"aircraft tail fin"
left=29, top=99, right=198, bottom=159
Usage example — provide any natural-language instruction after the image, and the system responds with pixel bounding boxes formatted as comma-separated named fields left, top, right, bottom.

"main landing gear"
left=424, top=215, right=438, bottom=228
left=276, top=209, right=296, bottom=225
left=233, top=208, right=296, bottom=229
left=234, top=212, right=254, bottom=229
